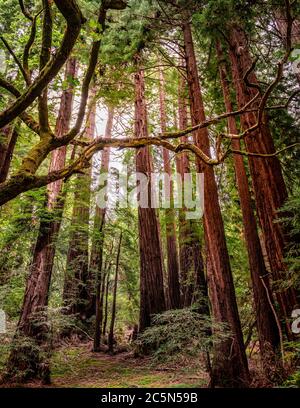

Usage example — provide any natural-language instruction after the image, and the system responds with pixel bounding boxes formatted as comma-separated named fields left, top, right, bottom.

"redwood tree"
left=217, top=41, right=281, bottom=380
left=108, top=231, right=123, bottom=353
left=176, top=70, right=206, bottom=308
left=134, top=61, right=166, bottom=331
left=228, top=24, right=297, bottom=337
left=62, top=96, right=96, bottom=321
left=91, top=106, right=114, bottom=351
left=183, top=21, right=249, bottom=387
left=158, top=67, right=181, bottom=310
left=5, top=57, right=77, bottom=382
left=275, top=9, right=300, bottom=84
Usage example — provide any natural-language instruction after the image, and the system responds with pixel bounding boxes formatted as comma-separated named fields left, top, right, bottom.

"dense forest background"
left=0, top=0, right=299, bottom=388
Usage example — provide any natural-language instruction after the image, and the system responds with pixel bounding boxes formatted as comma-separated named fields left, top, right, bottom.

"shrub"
left=134, top=307, right=230, bottom=363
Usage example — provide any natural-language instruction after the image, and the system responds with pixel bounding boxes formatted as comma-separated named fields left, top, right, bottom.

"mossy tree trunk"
left=5, top=57, right=77, bottom=383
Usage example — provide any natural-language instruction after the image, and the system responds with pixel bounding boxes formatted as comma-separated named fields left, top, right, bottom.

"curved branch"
left=0, top=136, right=298, bottom=206
left=18, top=0, right=33, bottom=21
left=23, top=11, right=42, bottom=81
left=0, top=36, right=31, bottom=85
left=0, top=0, right=85, bottom=129
left=257, top=0, right=294, bottom=125
left=0, top=76, right=40, bottom=134
left=243, top=56, right=261, bottom=93
left=231, top=142, right=300, bottom=158
left=60, top=3, right=108, bottom=143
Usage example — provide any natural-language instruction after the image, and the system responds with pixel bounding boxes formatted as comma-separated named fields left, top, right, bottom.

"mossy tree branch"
left=0, top=0, right=85, bottom=129
left=0, top=132, right=298, bottom=207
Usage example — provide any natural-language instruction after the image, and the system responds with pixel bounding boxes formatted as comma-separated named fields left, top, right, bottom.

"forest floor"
left=0, top=340, right=298, bottom=388
left=0, top=341, right=209, bottom=388
left=48, top=343, right=209, bottom=388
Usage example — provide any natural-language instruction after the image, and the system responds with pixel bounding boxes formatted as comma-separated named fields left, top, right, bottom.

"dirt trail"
left=48, top=343, right=209, bottom=388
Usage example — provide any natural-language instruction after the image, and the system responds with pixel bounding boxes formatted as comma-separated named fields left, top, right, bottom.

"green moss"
left=50, top=344, right=209, bottom=388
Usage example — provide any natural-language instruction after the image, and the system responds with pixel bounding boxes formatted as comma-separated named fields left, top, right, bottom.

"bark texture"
left=228, top=24, right=297, bottom=338
left=63, top=94, right=96, bottom=321
left=183, top=22, right=249, bottom=387
left=91, top=106, right=114, bottom=351
left=134, top=63, right=166, bottom=331
left=217, top=41, right=282, bottom=381
left=108, top=232, right=122, bottom=353
left=5, top=57, right=77, bottom=383
left=275, top=11, right=300, bottom=84
left=176, top=71, right=206, bottom=308
left=159, top=67, right=181, bottom=310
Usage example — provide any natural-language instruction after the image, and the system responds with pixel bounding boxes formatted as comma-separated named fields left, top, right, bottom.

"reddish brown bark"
left=5, top=57, right=77, bottom=383
left=93, top=269, right=107, bottom=351
left=275, top=11, right=300, bottom=83
left=90, top=106, right=114, bottom=280
left=183, top=22, right=249, bottom=387
left=90, top=106, right=114, bottom=350
left=63, top=97, right=96, bottom=320
left=134, top=62, right=166, bottom=331
left=108, top=232, right=122, bottom=353
left=176, top=72, right=206, bottom=308
left=228, top=24, right=297, bottom=337
left=17, top=57, right=77, bottom=330
left=159, top=67, right=181, bottom=310
left=102, top=272, right=110, bottom=337
left=62, top=177, right=91, bottom=319
left=217, top=41, right=281, bottom=380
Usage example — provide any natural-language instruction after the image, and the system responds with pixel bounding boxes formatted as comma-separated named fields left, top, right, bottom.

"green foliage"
left=0, top=272, right=24, bottom=317
left=135, top=308, right=230, bottom=362
left=284, top=368, right=300, bottom=388
left=100, top=0, right=157, bottom=64
left=278, top=188, right=300, bottom=289
left=283, top=340, right=300, bottom=387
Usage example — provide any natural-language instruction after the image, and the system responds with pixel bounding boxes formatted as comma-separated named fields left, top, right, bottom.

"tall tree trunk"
left=91, top=106, right=114, bottom=351
left=102, top=273, right=109, bottom=337
left=93, top=264, right=106, bottom=352
left=183, top=22, right=249, bottom=387
left=62, top=174, right=91, bottom=320
left=89, top=106, right=114, bottom=308
left=275, top=10, right=300, bottom=83
left=62, top=97, right=96, bottom=322
left=134, top=61, right=166, bottom=331
left=217, top=41, right=282, bottom=381
left=5, top=57, right=77, bottom=383
left=228, top=24, right=297, bottom=338
left=176, top=71, right=206, bottom=308
left=108, top=232, right=122, bottom=353
left=158, top=67, right=181, bottom=310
